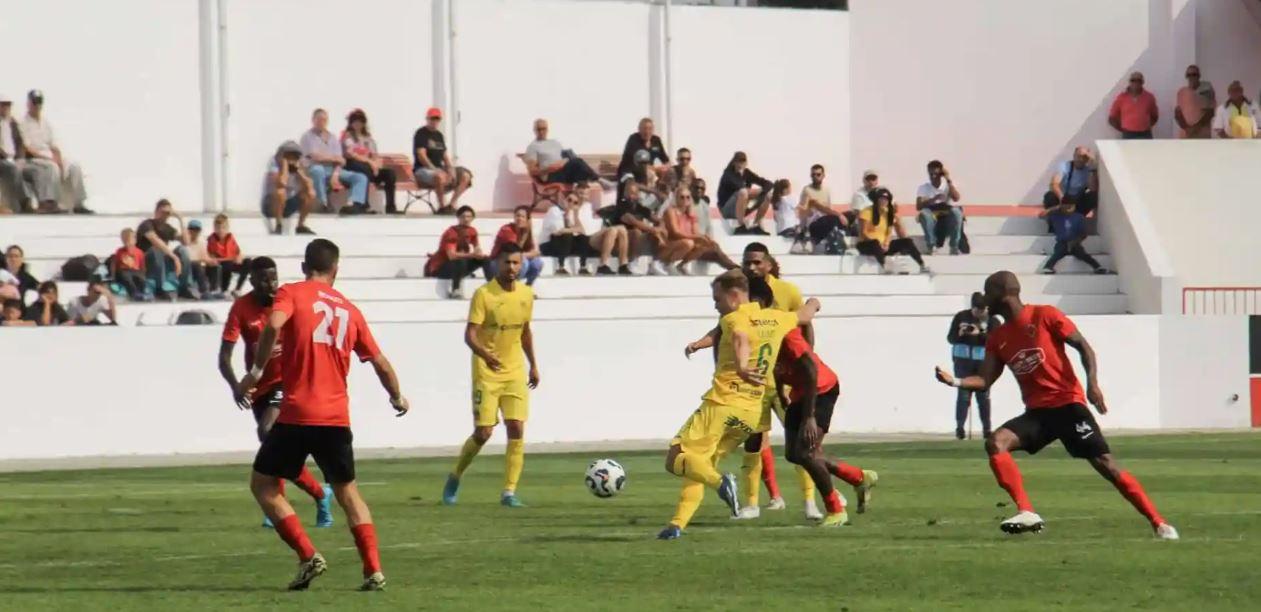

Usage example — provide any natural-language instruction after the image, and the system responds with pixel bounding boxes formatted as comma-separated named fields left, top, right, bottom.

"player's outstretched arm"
left=1065, top=330, right=1107, bottom=414
left=464, top=322, right=501, bottom=371
left=368, top=354, right=409, bottom=417
left=796, top=297, right=821, bottom=326
left=936, top=350, right=1003, bottom=392
left=684, top=325, right=720, bottom=358
left=217, top=340, right=249, bottom=411
left=522, top=321, right=540, bottom=389
left=237, top=310, right=289, bottom=398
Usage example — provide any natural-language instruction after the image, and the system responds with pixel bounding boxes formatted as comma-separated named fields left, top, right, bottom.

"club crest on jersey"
left=1023, top=324, right=1037, bottom=338
left=1008, top=348, right=1045, bottom=375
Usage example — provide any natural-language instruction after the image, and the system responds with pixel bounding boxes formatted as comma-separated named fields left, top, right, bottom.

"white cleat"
left=732, top=505, right=761, bottom=520
left=287, top=552, right=328, bottom=591
left=999, top=510, right=1045, bottom=535
left=766, top=497, right=786, bottom=511
left=1155, top=523, right=1179, bottom=541
left=804, top=498, right=823, bottom=521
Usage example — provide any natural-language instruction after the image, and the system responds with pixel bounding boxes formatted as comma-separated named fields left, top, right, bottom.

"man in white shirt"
left=18, top=90, right=92, bottom=214
left=915, top=160, right=963, bottom=255
left=67, top=277, right=117, bottom=325
left=1212, top=81, right=1260, bottom=139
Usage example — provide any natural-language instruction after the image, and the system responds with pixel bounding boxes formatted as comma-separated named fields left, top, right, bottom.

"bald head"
left=983, top=271, right=1021, bottom=314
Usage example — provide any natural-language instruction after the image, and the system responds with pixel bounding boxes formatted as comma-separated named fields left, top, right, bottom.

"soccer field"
left=2, top=433, right=1259, bottom=611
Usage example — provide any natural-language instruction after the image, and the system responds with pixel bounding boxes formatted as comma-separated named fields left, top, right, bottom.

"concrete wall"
left=1195, top=0, right=1261, bottom=102
left=0, top=314, right=1247, bottom=461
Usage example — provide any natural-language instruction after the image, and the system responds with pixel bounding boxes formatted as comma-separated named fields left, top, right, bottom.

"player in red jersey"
left=934, top=271, right=1178, bottom=540
left=238, top=239, right=411, bottom=591
left=218, top=256, right=333, bottom=529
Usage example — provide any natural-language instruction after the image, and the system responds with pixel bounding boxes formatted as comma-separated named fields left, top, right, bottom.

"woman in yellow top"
left=856, top=187, right=930, bottom=274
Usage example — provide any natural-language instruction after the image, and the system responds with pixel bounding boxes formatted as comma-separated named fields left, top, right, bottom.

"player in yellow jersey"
left=442, top=243, right=539, bottom=508
left=659, top=269, right=820, bottom=540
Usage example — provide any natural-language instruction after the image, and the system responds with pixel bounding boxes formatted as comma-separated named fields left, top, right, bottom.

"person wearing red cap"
left=413, top=107, right=471, bottom=215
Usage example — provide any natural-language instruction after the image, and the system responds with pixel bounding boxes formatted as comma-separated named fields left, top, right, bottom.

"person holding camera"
left=947, top=292, right=998, bottom=439
left=915, top=160, right=962, bottom=255
left=262, top=141, right=315, bottom=235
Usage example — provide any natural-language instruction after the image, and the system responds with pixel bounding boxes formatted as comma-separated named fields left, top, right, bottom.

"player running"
left=442, top=242, right=539, bottom=508
left=218, top=256, right=333, bottom=529
left=659, top=270, right=819, bottom=540
left=933, top=271, right=1178, bottom=540
left=238, top=239, right=411, bottom=591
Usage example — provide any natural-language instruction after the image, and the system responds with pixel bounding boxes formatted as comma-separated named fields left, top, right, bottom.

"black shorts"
left=1001, top=403, right=1110, bottom=459
left=250, top=386, right=283, bottom=424
left=252, top=423, right=356, bottom=484
left=784, top=385, right=840, bottom=438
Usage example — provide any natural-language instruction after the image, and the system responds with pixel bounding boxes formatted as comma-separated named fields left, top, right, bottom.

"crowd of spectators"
left=1111, top=66, right=1260, bottom=140
left=0, top=90, right=93, bottom=215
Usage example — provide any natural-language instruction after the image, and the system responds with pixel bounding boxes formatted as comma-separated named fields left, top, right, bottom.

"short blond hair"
left=712, top=268, right=749, bottom=294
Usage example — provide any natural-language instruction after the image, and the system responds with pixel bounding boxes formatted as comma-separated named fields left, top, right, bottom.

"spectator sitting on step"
left=1175, top=64, right=1215, bottom=139
left=660, top=186, right=739, bottom=275
left=207, top=214, right=250, bottom=297
left=67, top=276, right=117, bottom=325
left=0, top=266, right=20, bottom=302
left=621, top=149, right=668, bottom=215
left=915, top=160, right=963, bottom=255
left=1040, top=197, right=1106, bottom=275
left=1043, top=146, right=1098, bottom=225
left=524, top=118, right=616, bottom=191
left=856, top=188, right=929, bottom=275
left=413, top=107, right=473, bottom=215
left=18, top=90, right=93, bottom=214
left=111, top=228, right=149, bottom=301
left=772, top=178, right=798, bottom=237
left=185, top=219, right=222, bottom=299
left=424, top=205, right=486, bottom=300
left=691, top=177, right=713, bottom=238
left=717, top=151, right=773, bottom=235
left=301, top=108, right=371, bottom=216
left=2, top=298, right=33, bottom=326
left=489, top=206, right=545, bottom=286
left=23, top=280, right=70, bottom=325
left=3, top=244, right=39, bottom=304
left=262, top=140, right=316, bottom=235
left=341, top=108, right=398, bottom=214
left=540, top=191, right=594, bottom=276
left=0, top=93, right=26, bottom=214
left=792, top=164, right=845, bottom=254
left=847, top=169, right=880, bottom=233
left=617, top=117, right=669, bottom=179
left=137, top=199, right=198, bottom=301
left=1212, top=80, right=1260, bottom=139
left=576, top=182, right=631, bottom=276
left=663, top=147, right=696, bottom=196
left=606, top=181, right=667, bottom=276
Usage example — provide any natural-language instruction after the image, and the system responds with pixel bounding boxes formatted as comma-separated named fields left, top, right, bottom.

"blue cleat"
left=717, top=473, right=740, bottom=518
left=315, top=485, right=334, bottom=528
left=261, top=515, right=274, bottom=529
left=500, top=493, right=526, bottom=508
left=657, top=525, right=683, bottom=540
left=442, top=475, right=460, bottom=506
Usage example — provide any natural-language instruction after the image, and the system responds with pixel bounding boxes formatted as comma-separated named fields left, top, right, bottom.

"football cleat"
left=1155, top=523, right=1179, bottom=541
left=820, top=511, right=850, bottom=527
left=1000, top=511, right=1045, bottom=535
left=804, top=498, right=823, bottom=521
left=732, top=505, right=761, bottom=520
left=315, top=485, right=334, bottom=528
left=657, top=524, right=683, bottom=540
left=500, top=493, right=526, bottom=508
left=441, top=475, right=460, bottom=506
left=717, top=473, right=741, bottom=518
left=766, top=497, right=786, bottom=511
left=287, top=553, right=327, bottom=591
left=261, top=515, right=274, bottom=529
left=855, top=470, right=879, bottom=514
left=359, top=572, right=386, bottom=591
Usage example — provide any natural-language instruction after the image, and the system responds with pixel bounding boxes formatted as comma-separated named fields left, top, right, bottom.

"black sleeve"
left=652, top=136, right=669, bottom=164
left=947, top=311, right=965, bottom=344
left=617, top=134, right=638, bottom=176
left=411, top=129, right=423, bottom=167
left=744, top=168, right=773, bottom=191
left=718, top=168, right=744, bottom=198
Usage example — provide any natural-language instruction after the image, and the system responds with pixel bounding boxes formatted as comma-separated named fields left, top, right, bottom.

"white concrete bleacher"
left=1, top=211, right=1126, bottom=326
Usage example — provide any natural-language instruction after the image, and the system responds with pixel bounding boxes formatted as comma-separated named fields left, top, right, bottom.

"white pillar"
left=197, top=0, right=225, bottom=212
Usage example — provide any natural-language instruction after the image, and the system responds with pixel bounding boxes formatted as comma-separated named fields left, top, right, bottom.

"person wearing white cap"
left=0, top=93, right=23, bottom=213
left=845, top=169, right=880, bottom=235
left=18, top=90, right=92, bottom=213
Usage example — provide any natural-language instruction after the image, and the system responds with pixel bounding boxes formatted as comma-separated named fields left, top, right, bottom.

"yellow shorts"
left=671, top=401, right=760, bottom=457
left=472, top=377, right=529, bottom=427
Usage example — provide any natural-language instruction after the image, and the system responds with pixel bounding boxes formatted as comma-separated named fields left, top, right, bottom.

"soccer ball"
left=584, top=459, right=627, bottom=498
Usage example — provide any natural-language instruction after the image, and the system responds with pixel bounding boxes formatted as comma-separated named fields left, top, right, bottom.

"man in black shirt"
left=946, top=292, right=999, bottom=439
left=413, top=107, right=472, bottom=215
left=616, top=117, right=669, bottom=178
left=717, top=151, right=773, bottom=235
left=137, top=199, right=197, bottom=301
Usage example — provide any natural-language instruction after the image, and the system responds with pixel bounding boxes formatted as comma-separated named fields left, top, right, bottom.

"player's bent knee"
left=665, top=445, right=682, bottom=475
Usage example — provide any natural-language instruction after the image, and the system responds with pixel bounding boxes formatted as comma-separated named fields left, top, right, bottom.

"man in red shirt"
left=1108, top=71, right=1159, bottom=139
left=423, top=205, right=486, bottom=299
left=218, top=256, right=332, bottom=529
left=238, top=239, right=411, bottom=591
left=934, top=271, right=1177, bottom=540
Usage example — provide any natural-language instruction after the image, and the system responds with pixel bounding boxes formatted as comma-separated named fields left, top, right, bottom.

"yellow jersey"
left=767, top=275, right=803, bottom=313
left=702, top=302, right=798, bottom=410
left=468, top=280, right=534, bottom=383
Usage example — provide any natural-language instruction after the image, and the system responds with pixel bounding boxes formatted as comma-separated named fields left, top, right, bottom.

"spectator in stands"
left=111, top=228, right=148, bottom=301
left=0, top=265, right=20, bottom=301
left=2, top=298, right=33, bottom=326
left=1043, top=146, right=1098, bottom=223
left=621, top=149, right=668, bottom=214
left=424, top=205, right=486, bottom=299
left=207, top=214, right=250, bottom=296
left=578, top=183, right=632, bottom=276
left=947, top=292, right=997, bottom=439
left=263, top=140, right=316, bottom=235
left=660, top=186, right=739, bottom=275
left=915, top=160, right=963, bottom=255
left=67, top=277, right=117, bottom=325
left=524, top=118, right=615, bottom=190
left=856, top=188, right=929, bottom=274
left=1212, top=80, right=1260, bottom=139
left=489, top=206, right=544, bottom=286
left=413, top=107, right=472, bottom=215
left=847, top=169, right=879, bottom=232
left=341, top=109, right=398, bottom=214
left=18, top=90, right=92, bottom=214
left=617, top=117, right=669, bottom=178
left=185, top=219, right=222, bottom=299
left=692, top=177, right=713, bottom=238
left=137, top=199, right=197, bottom=301
left=3, top=244, right=39, bottom=305
left=718, top=151, right=773, bottom=235
left=793, top=164, right=844, bottom=254
left=1040, top=198, right=1106, bottom=275
left=0, top=93, right=25, bottom=214
left=663, top=147, right=696, bottom=195
left=1175, top=64, right=1215, bottom=139
left=1108, top=72, right=1158, bottom=139
left=772, top=178, right=797, bottom=236
left=301, top=108, right=370, bottom=215
left=540, top=192, right=593, bottom=275
left=606, top=182, right=667, bottom=275
left=23, top=280, right=70, bottom=325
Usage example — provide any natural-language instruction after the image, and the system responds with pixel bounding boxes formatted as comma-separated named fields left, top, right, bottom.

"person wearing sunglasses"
left=1174, top=65, right=1215, bottom=139
left=1108, top=71, right=1158, bottom=139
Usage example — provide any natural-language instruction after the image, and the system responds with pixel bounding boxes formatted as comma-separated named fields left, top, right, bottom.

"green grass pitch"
left=1, top=432, right=1259, bottom=611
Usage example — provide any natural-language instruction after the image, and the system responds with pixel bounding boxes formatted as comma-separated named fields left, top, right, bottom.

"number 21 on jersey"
left=312, top=301, right=350, bottom=350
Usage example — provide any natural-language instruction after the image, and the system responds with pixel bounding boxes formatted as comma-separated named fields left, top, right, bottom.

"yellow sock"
left=681, top=452, right=722, bottom=488
left=503, top=439, right=525, bottom=494
left=451, top=436, right=483, bottom=478
left=795, top=465, right=816, bottom=502
left=670, top=480, right=705, bottom=529
left=741, top=451, right=762, bottom=508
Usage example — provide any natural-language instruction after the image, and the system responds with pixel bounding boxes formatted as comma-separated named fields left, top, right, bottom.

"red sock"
left=828, top=461, right=865, bottom=487
left=274, top=514, right=316, bottom=561
left=1114, top=471, right=1164, bottom=528
left=292, top=467, right=326, bottom=501
left=351, top=523, right=382, bottom=577
left=988, top=452, right=1034, bottom=512
left=824, top=489, right=845, bottom=514
left=759, top=445, right=781, bottom=499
